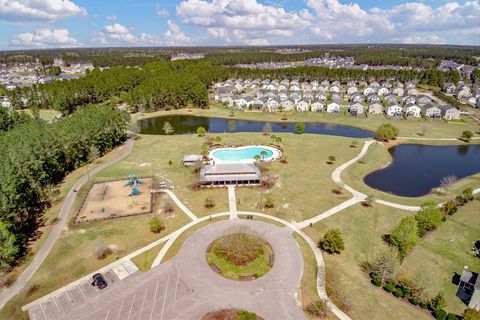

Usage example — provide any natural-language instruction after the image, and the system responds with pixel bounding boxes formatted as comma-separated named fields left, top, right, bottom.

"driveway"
left=29, top=220, right=306, bottom=320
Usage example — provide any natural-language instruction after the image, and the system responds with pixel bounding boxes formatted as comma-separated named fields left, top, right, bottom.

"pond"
left=364, top=144, right=480, bottom=197
left=137, top=115, right=375, bottom=138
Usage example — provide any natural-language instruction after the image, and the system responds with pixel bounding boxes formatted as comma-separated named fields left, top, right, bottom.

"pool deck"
left=208, top=145, right=282, bottom=164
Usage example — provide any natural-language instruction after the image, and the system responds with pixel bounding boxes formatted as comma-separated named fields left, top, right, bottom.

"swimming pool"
left=210, top=146, right=280, bottom=163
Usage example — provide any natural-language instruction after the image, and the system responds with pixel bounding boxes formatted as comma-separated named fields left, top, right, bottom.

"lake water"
left=137, top=115, right=375, bottom=138
left=364, top=144, right=480, bottom=197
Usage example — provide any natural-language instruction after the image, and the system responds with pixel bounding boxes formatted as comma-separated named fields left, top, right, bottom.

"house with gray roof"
left=386, top=102, right=403, bottom=117
left=404, top=103, right=421, bottom=117
left=326, top=102, right=340, bottom=113
left=296, top=100, right=310, bottom=112
left=368, top=102, right=383, bottom=115
left=281, top=99, right=295, bottom=111
left=456, top=267, right=480, bottom=311
left=421, top=103, right=442, bottom=118
left=442, top=105, right=461, bottom=120
left=347, top=86, right=358, bottom=95
left=392, top=87, right=404, bottom=96
left=311, top=101, right=324, bottom=112
left=349, top=102, right=365, bottom=116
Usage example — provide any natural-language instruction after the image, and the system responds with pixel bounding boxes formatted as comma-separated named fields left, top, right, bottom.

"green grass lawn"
left=131, top=242, right=165, bottom=272
left=20, top=109, right=60, bottom=122
left=304, top=203, right=432, bottom=320
left=98, top=133, right=361, bottom=222
left=206, top=242, right=272, bottom=280
left=396, top=200, right=480, bottom=314
left=342, top=142, right=480, bottom=206
left=133, top=105, right=480, bottom=139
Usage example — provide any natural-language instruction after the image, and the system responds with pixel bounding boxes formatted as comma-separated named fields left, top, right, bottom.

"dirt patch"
left=77, top=178, right=153, bottom=223
left=202, top=309, right=263, bottom=320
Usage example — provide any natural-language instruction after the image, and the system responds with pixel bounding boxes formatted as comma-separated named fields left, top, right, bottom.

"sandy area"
left=77, top=178, right=152, bottom=223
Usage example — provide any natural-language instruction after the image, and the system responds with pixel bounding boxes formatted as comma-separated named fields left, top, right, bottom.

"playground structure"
left=76, top=178, right=153, bottom=223
left=124, top=173, right=143, bottom=187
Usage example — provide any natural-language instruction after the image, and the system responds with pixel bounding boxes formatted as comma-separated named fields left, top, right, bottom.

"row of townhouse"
left=219, top=94, right=460, bottom=120
left=444, top=83, right=480, bottom=104
left=213, top=79, right=418, bottom=96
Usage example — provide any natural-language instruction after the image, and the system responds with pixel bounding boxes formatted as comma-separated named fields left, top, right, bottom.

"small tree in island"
left=228, top=119, right=237, bottom=132
left=376, top=124, right=399, bottom=142
left=327, top=155, right=336, bottom=164
left=149, top=217, right=165, bottom=233
left=162, top=121, right=174, bottom=135
left=295, top=122, right=305, bottom=134
left=196, top=126, right=206, bottom=137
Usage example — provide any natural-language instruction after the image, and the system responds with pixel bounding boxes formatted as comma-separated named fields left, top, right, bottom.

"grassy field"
left=131, top=242, right=165, bottom=272
left=0, top=190, right=190, bottom=319
left=342, top=142, right=480, bottom=206
left=132, top=105, right=480, bottom=139
left=304, top=203, right=432, bottom=320
left=98, top=133, right=361, bottom=222
left=396, top=200, right=480, bottom=314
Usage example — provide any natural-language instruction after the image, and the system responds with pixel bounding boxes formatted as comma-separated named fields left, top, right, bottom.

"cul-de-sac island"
left=1, top=6, right=480, bottom=320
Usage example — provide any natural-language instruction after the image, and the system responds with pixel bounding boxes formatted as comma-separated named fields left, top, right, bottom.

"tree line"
left=0, top=105, right=129, bottom=270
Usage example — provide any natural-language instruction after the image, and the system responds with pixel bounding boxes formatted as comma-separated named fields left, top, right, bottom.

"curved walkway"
left=0, top=139, right=134, bottom=310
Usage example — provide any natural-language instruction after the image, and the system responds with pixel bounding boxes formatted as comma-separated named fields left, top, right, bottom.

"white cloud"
left=177, top=0, right=309, bottom=44
left=106, top=15, right=117, bottom=21
left=403, top=34, right=447, bottom=44
left=0, top=0, right=86, bottom=22
left=164, top=20, right=191, bottom=45
left=11, top=28, right=79, bottom=47
left=156, top=6, right=169, bottom=17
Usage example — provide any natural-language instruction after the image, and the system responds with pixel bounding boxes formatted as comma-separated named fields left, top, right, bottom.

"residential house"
left=386, top=102, right=403, bottom=116
left=321, top=80, right=330, bottom=87
left=316, top=91, right=327, bottom=101
left=332, top=80, right=341, bottom=87
left=363, top=87, right=375, bottom=95
left=266, top=83, right=277, bottom=91
left=392, top=87, right=404, bottom=96
left=384, top=94, right=397, bottom=103
left=311, top=101, right=324, bottom=112
left=367, top=94, right=380, bottom=103
left=290, top=92, right=301, bottom=103
left=382, top=81, right=392, bottom=88
left=368, top=102, right=383, bottom=115
left=405, top=81, right=416, bottom=89
left=347, top=81, right=356, bottom=88
left=289, top=84, right=301, bottom=92
left=421, top=103, right=442, bottom=118
left=1, top=97, right=11, bottom=109
left=456, top=267, right=480, bottom=311
left=347, top=86, right=358, bottom=95
left=296, top=100, right=310, bottom=112
left=278, top=84, right=288, bottom=91
left=266, top=99, right=280, bottom=112
left=402, top=95, right=416, bottom=105
left=349, top=102, right=364, bottom=116
left=251, top=98, right=266, bottom=110
left=350, top=93, right=364, bottom=103
left=370, top=81, right=380, bottom=88
left=377, top=87, right=390, bottom=96
left=404, top=103, right=421, bottom=117
left=442, top=105, right=461, bottom=120
left=407, top=88, right=418, bottom=96
left=444, top=83, right=456, bottom=94
left=280, top=79, right=290, bottom=86
left=331, top=93, right=342, bottom=102
left=281, top=99, right=295, bottom=111
left=417, top=95, right=432, bottom=105
left=304, top=92, right=314, bottom=101
left=456, top=87, right=472, bottom=99
left=326, top=102, right=340, bottom=113
left=330, top=85, right=340, bottom=93
left=278, top=91, right=289, bottom=101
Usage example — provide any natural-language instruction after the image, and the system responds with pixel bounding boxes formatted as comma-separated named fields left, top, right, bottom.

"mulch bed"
left=202, top=309, right=264, bottom=320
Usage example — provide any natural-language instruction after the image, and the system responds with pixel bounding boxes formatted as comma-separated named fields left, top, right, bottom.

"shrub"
left=162, top=200, right=174, bottom=214
left=149, top=217, right=165, bottom=233
left=415, top=201, right=445, bottom=237
left=95, top=240, right=112, bottom=260
left=446, top=313, right=458, bottom=320
left=455, top=195, right=466, bottom=206
left=388, top=215, right=419, bottom=259
left=429, top=293, right=446, bottom=311
left=394, top=287, right=404, bottom=298
left=442, top=200, right=457, bottom=215
left=24, top=284, right=39, bottom=297
left=376, top=124, right=399, bottom=141
left=237, top=310, right=257, bottom=320
left=263, top=196, right=275, bottom=208
left=462, top=187, right=474, bottom=202
left=409, top=297, right=421, bottom=305
left=168, top=160, right=173, bottom=165
left=196, top=126, right=206, bottom=136
left=384, top=281, right=395, bottom=293
left=362, top=247, right=399, bottom=284
left=462, top=308, right=480, bottom=320
left=433, top=309, right=447, bottom=320
left=372, top=277, right=382, bottom=287
left=304, top=300, right=327, bottom=318
left=204, top=197, right=215, bottom=208
left=460, top=130, right=473, bottom=142
left=319, top=229, right=345, bottom=254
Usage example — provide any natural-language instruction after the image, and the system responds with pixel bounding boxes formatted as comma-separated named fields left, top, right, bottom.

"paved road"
left=0, top=139, right=134, bottom=310
left=34, top=220, right=306, bottom=320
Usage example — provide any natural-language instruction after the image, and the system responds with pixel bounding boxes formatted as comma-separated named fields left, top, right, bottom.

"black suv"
left=92, top=273, right=108, bottom=289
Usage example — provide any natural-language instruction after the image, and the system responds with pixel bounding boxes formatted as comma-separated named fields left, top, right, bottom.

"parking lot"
left=27, top=271, right=120, bottom=320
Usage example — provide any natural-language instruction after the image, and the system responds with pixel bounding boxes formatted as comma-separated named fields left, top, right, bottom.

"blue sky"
left=0, top=0, right=479, bottom=50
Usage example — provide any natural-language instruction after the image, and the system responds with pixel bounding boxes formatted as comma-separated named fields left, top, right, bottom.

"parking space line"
left=173, top=270, right=180, bottom=311
left=52, top=297, right=61, bottom=313
left=103, top=308, right=111, bottom=320
left=160, top=274, right=170, bottom=320
left=138, top=286, right=149, bottom=319
left=65, top=290, right=74, bottom=305
left=78, top=284, right=88, bottom=302
left=149, top=280, right=160, bottom=320
left=115, top=301, right=124, bottom=320
left=127, top=294, right=136, bottom=320
left=39, top=303, right=48, bottom=320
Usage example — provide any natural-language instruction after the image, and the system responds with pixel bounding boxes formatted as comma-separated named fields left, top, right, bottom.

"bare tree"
left=439, top=174, right=457, bottom=189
